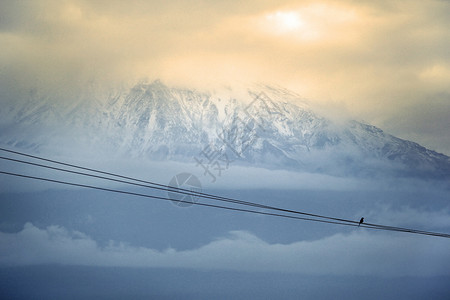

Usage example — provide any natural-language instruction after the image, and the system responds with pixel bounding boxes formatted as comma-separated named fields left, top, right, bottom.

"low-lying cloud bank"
left=2, top=155, right=447, bottom=194
left=1, top=223, right=449, bottom=277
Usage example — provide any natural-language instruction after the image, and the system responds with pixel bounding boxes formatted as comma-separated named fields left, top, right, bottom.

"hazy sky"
left=1, top=0, right=449, bottom=154
left=2, top=223, right=449, bottom=277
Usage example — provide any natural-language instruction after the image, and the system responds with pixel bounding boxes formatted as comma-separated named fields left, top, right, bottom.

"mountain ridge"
left=1, top=80, right=449, bottom=179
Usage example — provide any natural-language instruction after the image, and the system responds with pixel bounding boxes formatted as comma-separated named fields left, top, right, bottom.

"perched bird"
left=359, top=217, right=364, bottom=227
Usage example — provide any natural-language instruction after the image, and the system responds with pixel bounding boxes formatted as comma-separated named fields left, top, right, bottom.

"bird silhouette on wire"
left=359, top=217, right=364, bottom=227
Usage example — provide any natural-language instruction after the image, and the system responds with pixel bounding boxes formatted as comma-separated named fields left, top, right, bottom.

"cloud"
left=1, top=223, right=449, bottom=277
left=381, top=92, right=450, bottom=155
left=362, top=205, right=450, bottom=230
left=0, top=0, right=449, bottom=154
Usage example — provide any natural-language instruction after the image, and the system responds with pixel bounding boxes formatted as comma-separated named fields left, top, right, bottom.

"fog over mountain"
left=1, top=81, right=449, bottom=299
left=1, top=80, right=449, bottom=181
left=1, top=1, right=450, bottom=298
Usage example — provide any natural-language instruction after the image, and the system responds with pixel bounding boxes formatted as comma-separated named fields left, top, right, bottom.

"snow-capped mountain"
left=1, top=80, right=449, bottom=179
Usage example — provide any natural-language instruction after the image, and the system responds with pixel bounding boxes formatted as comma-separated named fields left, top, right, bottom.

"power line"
left=0, top=147, right=449, bottom=238
left=0, top=148, right=363, bottom=225
left=0, top=170, right=368, bottom=228
left=0, top=154, right=446, bottom=238
left=1, top=169, right=449, bottom=238
left=1, top=148, right=448, bottom=238
left=0, top=154, right=392, bottom=228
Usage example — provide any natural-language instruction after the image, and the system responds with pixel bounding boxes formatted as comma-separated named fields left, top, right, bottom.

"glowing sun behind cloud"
left=267, top=11, right=304, bottom=32
left=0, top=0, right=449, bottom=154
left=259, top=4, right=357, bottom=42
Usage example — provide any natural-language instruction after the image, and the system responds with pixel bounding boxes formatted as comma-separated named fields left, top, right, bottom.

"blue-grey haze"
left=1, top=82, right=449, bottom=299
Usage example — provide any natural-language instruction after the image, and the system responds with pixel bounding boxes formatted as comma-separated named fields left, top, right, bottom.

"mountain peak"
left=1, top=81, right=449, bottom=180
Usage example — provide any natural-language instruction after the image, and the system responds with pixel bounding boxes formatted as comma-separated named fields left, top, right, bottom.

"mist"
left=1, top=1, right=450, bottom=298
left=1, top=0, right=449, bottom=153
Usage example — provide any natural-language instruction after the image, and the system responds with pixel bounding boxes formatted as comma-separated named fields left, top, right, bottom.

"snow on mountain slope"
left=1, top=80, right=449, bottom=179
